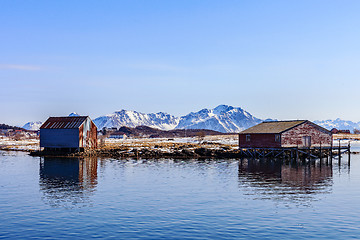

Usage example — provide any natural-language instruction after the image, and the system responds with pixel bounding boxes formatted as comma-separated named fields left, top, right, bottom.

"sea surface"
left=0, top=151, right=359, bottom=239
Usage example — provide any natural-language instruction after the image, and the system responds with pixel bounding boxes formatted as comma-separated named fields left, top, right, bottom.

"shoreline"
left=29, top=146, right=241, bottom=159
left=2, top=134, right=360, bottom=159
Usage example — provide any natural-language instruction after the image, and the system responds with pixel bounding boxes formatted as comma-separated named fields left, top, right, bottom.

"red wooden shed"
left=239, top=120, right=332, bottom=149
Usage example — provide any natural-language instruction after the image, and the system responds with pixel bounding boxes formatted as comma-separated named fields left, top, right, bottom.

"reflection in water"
left=39, top=157, right=98, bottom=207
left=238, top=159, right=333, bottom=204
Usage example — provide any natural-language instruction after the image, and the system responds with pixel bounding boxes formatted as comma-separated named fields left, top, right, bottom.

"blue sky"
left=1, top=0, right=360, bottom=126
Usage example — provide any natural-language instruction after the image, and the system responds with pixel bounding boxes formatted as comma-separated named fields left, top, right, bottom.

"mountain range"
left=93, top=105, right=262, bottom=133
left=93, top=110, right=179, bottom=131
left=314, top=119, right=360, bottom=132
left=21, top=105, right=360, bottom=133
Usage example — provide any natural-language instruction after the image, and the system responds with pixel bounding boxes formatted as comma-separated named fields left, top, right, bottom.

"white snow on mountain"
left=93, top=110, right=180, bottom=130
left=93, top=105, right=262, bottom=133
left=175, top=105, right=262, bottom=133
left=68, top=112, right=80, bottom=116
left=22, top=121, right=43, bottom=131
left=314, top=118, right=360, bottom=132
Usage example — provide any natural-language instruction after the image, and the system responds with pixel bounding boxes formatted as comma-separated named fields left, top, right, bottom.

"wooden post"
left=330, top=139, right=333, bottom=159
left=326, top=153, right=329, bottom=166
left=348, top=142, right=351, bottom=166
left=296, top=147, right=299, bottom=163
left=338, top=139, right=341, bottom=166
left=330, top=148, right=333, bottom=166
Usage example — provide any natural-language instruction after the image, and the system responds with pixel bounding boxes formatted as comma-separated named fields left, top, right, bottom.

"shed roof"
left=240, top=120, right=308, bottom=134
left=40, top=116, right=89, bottom=129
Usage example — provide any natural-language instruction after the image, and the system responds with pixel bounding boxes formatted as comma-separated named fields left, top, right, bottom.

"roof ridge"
left=263, top=120, right=306, bottom=123
left=40, top=116, right=91, bottom=129
left=241, top=120, right=310, bottom=134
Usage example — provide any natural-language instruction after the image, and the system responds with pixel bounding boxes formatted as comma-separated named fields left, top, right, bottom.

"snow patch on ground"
left=0, top=136, right=39, bottom=151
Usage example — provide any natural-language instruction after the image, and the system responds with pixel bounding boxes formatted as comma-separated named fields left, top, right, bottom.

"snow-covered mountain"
left=93, top=110, right=180, bottom=130
left=176, top=105, right=262, bottom=133
left=93, top=105, right=262, bottom=133
left=22, top=121, right=43, bottom=130
left=314, top=118, right=360, bottom=132
left=68, top=112, right=80, bottom=116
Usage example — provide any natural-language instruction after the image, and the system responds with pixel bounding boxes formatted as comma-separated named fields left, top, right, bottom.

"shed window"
left=275, top=134, right=281, bottom=142
left=246, top=135, right=251, bottom=142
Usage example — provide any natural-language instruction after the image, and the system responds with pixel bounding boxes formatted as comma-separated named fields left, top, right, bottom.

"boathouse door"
left=303, top=136, right=311, bottom=147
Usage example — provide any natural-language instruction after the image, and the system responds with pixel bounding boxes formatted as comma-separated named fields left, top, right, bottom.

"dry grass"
left=102, top=134, right=239, bottom=151
left=333, top=133, right=360, bottom=140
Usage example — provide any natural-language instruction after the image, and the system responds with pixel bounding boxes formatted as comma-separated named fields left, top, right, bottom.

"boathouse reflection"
left=238, top=159, right=333, bottom=203
left=39, top=157, right=98, bottom=207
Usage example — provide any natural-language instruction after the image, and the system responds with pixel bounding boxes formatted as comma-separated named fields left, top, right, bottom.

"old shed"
left=239, top=120, right=332, bottom=148
left=40, top=116, right=97, bottom=152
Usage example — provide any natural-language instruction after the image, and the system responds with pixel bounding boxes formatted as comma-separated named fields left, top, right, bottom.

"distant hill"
left=105, top=126, right=225, bottom=138
left=0, top=124, right=24, bottom=130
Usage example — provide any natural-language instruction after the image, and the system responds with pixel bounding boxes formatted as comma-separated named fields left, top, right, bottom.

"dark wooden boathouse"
left=237, top=120, right=350, bottom=161
left=40, top=116, right=97, bottom=152
left=239, top=120, right=332, bottom=149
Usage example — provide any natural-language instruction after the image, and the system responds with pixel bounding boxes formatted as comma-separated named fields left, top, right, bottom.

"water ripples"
left=0, top=152, right=360, bottom=239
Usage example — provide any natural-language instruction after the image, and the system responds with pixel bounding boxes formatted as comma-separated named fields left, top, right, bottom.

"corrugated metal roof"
left=40, top=116, right=88, bottom=129
left=240, top=120, right=307, bottom=134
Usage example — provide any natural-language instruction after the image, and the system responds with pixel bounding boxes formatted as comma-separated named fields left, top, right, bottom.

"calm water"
left=0, top=151, right=360, bottom=239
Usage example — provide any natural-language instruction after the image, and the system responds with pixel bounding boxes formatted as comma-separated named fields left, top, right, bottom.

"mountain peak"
left=213, top=104, right=235, bottom=114
left=176, top=105, right=261, bottom=133
left=22, top=121, right=43, bottom=130
left=69, top=112, right=79, bottom=117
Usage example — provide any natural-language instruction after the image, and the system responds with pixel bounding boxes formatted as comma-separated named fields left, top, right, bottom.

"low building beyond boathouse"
left=40, top=116, right=97, bottom=152
left=239, top=120, right=332, bottom=149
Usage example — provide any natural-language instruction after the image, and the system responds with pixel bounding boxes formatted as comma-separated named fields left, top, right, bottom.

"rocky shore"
left=30, top=145, right=241, bottom=159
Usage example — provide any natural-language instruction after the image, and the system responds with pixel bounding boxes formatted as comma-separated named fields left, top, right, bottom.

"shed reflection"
left=39, top=157, right=98, bottom=207
left=238, top=159, right=333, bottom=204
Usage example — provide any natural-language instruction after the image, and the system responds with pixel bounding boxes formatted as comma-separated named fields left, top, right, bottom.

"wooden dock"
left=239, top=142, right=351, bottom=165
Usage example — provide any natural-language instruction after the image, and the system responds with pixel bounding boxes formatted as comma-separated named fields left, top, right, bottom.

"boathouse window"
left=275, top=134, right=281, bottom=142
left=246, top=135, right=251, bottom=142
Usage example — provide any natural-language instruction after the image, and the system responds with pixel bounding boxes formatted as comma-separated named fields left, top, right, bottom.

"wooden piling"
left=338, top=139, right=341, bottom=166
left=348, top=142, right=351, bottom=166
left=326, top=153, right=328, bottom=166
left=319, top=145, right=322, bottom=160
left=296, top=148, right=299, bottom=163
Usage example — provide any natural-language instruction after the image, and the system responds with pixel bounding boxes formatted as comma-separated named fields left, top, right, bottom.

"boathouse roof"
left=40, top=116, right=89, bottom=129
left=240, top=120, right=308, bottom=134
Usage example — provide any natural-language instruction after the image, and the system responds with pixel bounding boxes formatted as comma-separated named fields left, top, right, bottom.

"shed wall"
left=79, top=118, right=97, bottom=149
left=281, top=122, right=332, bottom=147
left=239, top=133, right=281, bottom=148
left=40, top=129, right=80, bottom=148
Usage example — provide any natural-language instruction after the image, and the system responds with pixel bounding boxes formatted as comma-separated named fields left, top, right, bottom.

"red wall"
left=281, top=122, right=332, bottom=147
left=239, top=133, right=281, bottom=148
